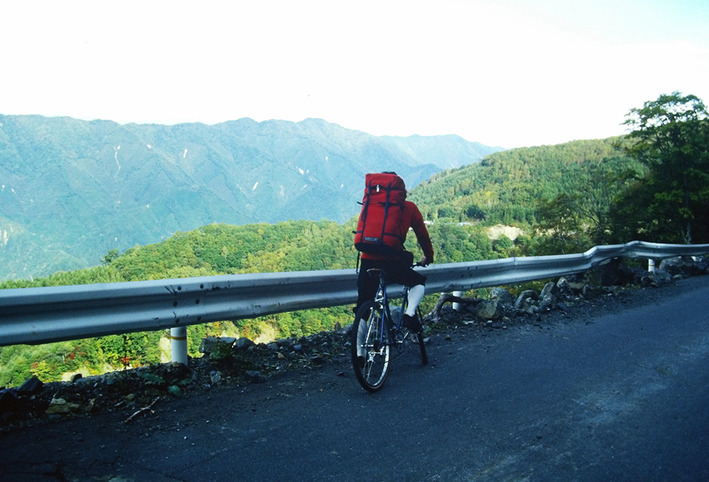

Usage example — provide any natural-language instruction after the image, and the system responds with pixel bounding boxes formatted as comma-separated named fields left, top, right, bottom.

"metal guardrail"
left=1, top=241, right=708, bottom=356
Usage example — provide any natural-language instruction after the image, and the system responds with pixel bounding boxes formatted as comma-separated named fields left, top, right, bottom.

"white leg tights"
left=405, top=284, right=425, bottom=317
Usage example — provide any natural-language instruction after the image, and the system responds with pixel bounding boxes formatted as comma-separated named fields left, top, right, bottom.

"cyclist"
left=355, top=187, right=434, bottom=333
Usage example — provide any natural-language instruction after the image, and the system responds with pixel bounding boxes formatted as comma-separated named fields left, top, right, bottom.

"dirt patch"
left=486, top=224, right=524, bottom=240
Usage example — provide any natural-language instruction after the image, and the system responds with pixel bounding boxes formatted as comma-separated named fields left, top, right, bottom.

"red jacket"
left=361, top=201, right=434, bottom=262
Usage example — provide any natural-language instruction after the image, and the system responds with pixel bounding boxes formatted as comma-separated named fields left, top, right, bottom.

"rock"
left=557, top=277, right=583, bottom=299
left=659, top=256, right=701, bottom=277
left=45, top=397, right=79, bottom=415
left=539, top=282, right=557, bottom=311
left=199, top=336, right=236, bottom=354
left=17, top=376, right=43, bottom=396
left=540, top=281, right=557, bottom=299
left=566, top=279, right=588, bottom=294
left=515, top=289, right=538, bottom=311
left=476, top=300, right=501, bottom=320
left=490, top=287, right=515, bottom=305
left=589, top=257, right=635, bottom=286
left=696, top=257, right=709, bottom=273
left=209, top=371, right=222, bottom=385
left=639, top=269, right=672, bottom=287
left=234, top=337, right=255, bottom=350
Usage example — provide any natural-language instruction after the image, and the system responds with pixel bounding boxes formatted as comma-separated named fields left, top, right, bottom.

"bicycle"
left=351, top=265, right=428, bottom=392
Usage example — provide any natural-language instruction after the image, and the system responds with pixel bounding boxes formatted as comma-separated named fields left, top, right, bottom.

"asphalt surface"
left=2, top=275, right=709, bottom=481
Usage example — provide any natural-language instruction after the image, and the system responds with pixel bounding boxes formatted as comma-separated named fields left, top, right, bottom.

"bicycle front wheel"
left=351, top=301, right=391, bottom=392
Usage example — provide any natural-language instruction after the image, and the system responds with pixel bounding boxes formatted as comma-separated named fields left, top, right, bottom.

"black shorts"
left=356, top=257, right=426, bottom=310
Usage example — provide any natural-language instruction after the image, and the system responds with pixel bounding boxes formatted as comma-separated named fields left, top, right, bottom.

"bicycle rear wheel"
left=351, top=301, right=390, bottom=392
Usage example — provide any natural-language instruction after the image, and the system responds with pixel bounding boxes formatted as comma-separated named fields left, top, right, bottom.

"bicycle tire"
left=351, top=300, right=391, bottom=392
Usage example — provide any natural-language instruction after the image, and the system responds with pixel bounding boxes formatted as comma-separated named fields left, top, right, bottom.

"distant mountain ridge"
left=380, top=134, right=504, bottom=170
left=0, top=114, right=502, bottom=280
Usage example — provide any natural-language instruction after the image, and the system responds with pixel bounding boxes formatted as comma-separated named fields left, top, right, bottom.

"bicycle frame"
left=371, top=270, right=410, bottom=348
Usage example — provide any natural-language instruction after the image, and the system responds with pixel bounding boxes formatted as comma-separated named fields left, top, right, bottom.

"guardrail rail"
left=1, top=241, right=708, bottom=363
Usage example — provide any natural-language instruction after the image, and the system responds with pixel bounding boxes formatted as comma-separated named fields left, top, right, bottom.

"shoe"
left=402, top=314, right=422, bottom=333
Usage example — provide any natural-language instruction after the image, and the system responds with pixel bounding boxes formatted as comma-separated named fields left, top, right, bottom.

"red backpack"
left=354, top=172, right=407, bottom=256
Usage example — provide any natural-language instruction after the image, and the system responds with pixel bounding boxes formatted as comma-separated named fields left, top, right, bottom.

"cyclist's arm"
left=408, top=203, right=434, bottom=265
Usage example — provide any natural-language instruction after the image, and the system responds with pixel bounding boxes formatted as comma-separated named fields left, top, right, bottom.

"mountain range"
left=0, top=114, right=502, bottom=280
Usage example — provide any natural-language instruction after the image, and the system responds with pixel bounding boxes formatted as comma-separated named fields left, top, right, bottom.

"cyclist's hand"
left=419, top=256, right=432, bottom=267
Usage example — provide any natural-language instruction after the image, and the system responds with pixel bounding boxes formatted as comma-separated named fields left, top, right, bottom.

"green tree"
left=102, top=249, right=120, bottom=265
left=622, top=92, right=709, bottom=243
left=535, top=156, right=644, bottom=250
left=535, top=193, right=590, bottom=254
left=464, top=203, right=486, bottom=221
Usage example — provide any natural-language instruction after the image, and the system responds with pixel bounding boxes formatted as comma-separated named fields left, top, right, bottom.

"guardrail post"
left=648, top=259, right=655, bottom=272
left=452, top=291, right=463, bottom=311
left=170, top=327, right=188, bottom=365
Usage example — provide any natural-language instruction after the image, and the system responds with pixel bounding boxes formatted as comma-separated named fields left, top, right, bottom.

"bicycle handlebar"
left=365, top=262, right=429, bottom=279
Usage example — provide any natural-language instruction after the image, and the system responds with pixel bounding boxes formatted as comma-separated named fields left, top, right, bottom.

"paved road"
left=2, top=275, right=709, bottom=481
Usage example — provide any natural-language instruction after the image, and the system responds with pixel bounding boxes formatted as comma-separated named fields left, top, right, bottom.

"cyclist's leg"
left=405, top=284, right=425, bottom=317
left=355, top=258, right=379, bottom=312
left=389, top=264, right=426, bottom=314
left=399, top=268, right=427, bottom=332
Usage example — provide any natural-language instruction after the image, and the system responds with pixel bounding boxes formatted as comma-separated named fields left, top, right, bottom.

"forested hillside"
left=1, top=136, right=646, bottom=386
left=0, top=114, right=501, bottom=281
left=410, top=138, right=642, bottom=225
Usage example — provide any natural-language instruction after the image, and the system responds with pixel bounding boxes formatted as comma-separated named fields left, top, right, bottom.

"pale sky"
left=2, top=0, right=708, bottom=148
